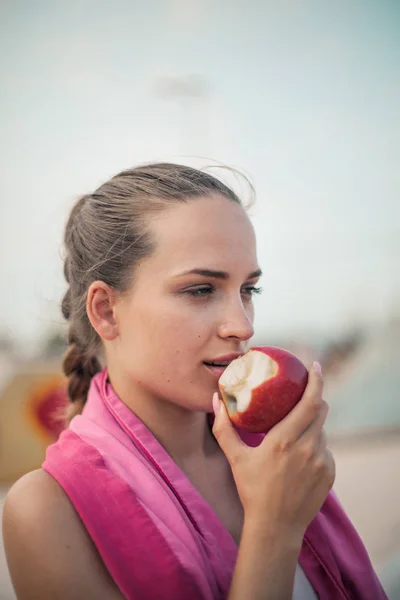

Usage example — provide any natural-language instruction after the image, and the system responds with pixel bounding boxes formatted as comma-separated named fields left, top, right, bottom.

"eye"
left=185, top=285, right=215, bottom=297
left=241, top=285, right=263, bottom=298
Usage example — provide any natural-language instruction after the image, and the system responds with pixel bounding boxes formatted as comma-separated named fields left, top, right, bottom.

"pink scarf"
left=43, top=369, right=387, bottom=600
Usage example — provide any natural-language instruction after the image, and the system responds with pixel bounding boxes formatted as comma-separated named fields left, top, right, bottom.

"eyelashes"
left=185, top=285, right=263, bottom=299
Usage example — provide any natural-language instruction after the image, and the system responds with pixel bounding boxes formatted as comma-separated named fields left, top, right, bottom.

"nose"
left=217, top=297, right=254, bottom=341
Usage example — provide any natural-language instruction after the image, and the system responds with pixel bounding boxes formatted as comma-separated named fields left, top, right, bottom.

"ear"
left=86, top=281, right=119, bottom=341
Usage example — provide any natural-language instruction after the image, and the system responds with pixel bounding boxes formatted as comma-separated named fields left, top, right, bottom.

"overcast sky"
left=0, top=0, right=399, bottom=353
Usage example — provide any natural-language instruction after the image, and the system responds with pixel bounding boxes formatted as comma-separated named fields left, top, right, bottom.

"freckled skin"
left=108, top=195, right=257, bottom=414
left=219, top=346, right=308, bottom=434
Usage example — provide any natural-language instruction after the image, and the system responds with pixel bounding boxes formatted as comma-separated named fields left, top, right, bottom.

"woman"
left=3, top=163, right=387, bottom=599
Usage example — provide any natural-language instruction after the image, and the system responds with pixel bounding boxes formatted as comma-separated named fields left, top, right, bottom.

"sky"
left=0, top=0, right=399, bottom=353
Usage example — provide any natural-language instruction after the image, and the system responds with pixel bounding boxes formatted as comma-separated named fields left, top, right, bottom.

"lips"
left=203, top=353, right=244, bottom=378
left=203, top=353, right=244, bottom=366
left=203, top=363, right=229, bottom=378
left=204, top=361, right=230, bottom=367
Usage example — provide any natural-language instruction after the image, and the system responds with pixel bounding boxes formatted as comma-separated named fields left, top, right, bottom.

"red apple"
left=218, top=346, right=308, bottom=433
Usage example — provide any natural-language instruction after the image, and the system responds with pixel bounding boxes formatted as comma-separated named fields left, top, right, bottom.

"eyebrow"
left=175, top=268, right=263, bottom=280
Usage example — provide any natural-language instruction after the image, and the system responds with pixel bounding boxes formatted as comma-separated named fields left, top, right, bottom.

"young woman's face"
left=113, top=195, right=262, bottom=412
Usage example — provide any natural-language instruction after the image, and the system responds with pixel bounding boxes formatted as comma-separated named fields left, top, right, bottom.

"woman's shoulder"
left=5, top=467, right=70, bottom=509
left=3, top=469, right=123, bottom=599
left=4, top=468, right=89, bottom=537
left=3, top=469, right=70, bottom=549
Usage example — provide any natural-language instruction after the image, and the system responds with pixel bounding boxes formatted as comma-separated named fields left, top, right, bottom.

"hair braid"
left=63, top=328, right=101, bottom=417
left=61, top=197, right=102, bottom=420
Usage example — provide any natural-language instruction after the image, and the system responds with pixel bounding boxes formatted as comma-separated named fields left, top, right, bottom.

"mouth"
left=203, top=354, right=244, bottom=379
left=203, top=363, right=230, bottom=378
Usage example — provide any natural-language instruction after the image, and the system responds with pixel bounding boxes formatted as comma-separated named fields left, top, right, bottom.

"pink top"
left=43, top=369, right=387, bottom=600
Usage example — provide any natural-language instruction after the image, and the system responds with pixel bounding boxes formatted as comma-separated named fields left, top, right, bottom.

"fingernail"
left=212, top=393, right=221, bottom=416
left=313, top=361, right=322, bottom=375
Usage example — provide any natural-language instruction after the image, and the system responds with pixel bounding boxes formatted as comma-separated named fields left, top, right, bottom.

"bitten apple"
left=218, top=346, right=308, bottom=433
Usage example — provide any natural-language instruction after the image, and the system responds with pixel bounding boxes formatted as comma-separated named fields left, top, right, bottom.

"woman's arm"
left=228, top=517, right=301, bottom=600
left=3, top=469, right=124, bottom=600
left=212, top=365, right=335, bottom=600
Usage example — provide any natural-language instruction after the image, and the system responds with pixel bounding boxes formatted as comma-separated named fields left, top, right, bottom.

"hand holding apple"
left=218, top=346, right=308, bottom=433
left=212, top=362, right=334, bottom=552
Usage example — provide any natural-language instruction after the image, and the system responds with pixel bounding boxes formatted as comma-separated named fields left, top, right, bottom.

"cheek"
left=155, top=311, right=213, bottom=363
left=114, top=297, right=222, bottom=406
left=118, top=299, right=213, bottom=369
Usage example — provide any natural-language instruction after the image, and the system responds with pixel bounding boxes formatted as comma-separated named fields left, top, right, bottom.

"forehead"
left=147, top=195, right=258, bottom=274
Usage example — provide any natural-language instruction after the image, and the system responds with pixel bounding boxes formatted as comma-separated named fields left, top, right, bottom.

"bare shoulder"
left=3, top=469, right=123, bottom=599
left=4, top=468, right=72, bottom=518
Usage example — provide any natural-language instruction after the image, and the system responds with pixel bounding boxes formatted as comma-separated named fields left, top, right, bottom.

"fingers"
left=310, top=427, right=336, bottom=488
left=273, top=362, right=324, bottom=443
left=212, top=393, right=247, bottom=465
left=323, top=447, right=336, bottom=489
left=316, top=428, right=327, bottom=453
left=307, top=426, right=328, bottom=462
left=314, top=432, right=336, bottom=492
left=300, top=401, right=329, bottom=443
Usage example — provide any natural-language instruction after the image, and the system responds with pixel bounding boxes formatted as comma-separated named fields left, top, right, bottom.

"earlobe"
left=86, top=281, right=118, bottom=341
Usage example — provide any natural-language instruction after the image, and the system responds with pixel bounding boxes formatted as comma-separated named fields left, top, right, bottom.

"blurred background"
left=0, top=0, right=399, bottom=598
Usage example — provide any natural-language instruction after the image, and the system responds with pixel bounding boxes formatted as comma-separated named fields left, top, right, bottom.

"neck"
left=107, top=368, right=220, bottom=467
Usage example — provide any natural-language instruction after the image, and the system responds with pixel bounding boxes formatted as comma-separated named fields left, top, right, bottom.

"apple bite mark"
left=218, top=346, right=308, bottom=433
left=219, top=351, right=278, bottom=416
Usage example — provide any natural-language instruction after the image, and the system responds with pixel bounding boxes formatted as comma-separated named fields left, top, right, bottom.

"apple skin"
left=218, top=346, right=308, bottom=434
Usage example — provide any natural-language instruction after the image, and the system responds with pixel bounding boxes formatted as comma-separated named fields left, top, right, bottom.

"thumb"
left=212, top=393, right=246, bottom=464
